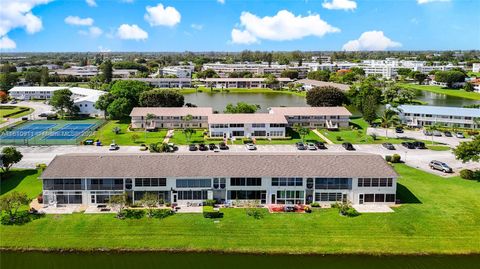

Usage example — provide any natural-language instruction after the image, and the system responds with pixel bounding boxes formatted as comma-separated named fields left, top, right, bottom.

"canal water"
left=183, top=90, right=480, bottom=112
left=1, top=251, right=480, bottom=269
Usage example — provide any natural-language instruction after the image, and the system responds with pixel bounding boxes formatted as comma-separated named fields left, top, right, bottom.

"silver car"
left=429, top=160, right=452, bottom=173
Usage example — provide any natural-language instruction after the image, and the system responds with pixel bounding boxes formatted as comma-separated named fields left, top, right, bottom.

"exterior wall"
left=208, top=123, right=287, bottom=138
left=131, top=115, right=209, bottom=129
left=282, top=115, right=350, bottom=128
left=9, top=90, right=55, bottom=100
left=42, top=176, right=397, bottom=206
left=74, top=100, right=103, bottom=116
left=399, top=112, right=479, bottom=129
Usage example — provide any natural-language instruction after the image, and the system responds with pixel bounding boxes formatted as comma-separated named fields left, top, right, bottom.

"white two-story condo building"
left=208, top=113, right=288, bottom=139
left=397, top=105, right=480, bottom=129
left=41, top=153, right=398, bottom=206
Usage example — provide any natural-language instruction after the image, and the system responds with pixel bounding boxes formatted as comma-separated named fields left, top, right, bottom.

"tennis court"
left=0, top=123, right=56, bottom=140
left=45, top=123, right=95, bottom=140
left=0, top=119, right=105, bottom=145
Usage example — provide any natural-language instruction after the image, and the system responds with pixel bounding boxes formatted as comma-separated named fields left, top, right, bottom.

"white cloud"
left=342, top=31, right=401, bottom=51
left=0, top=35, right=16, bottom=49
left=191, top=24, right=203, bottom=30
left=144, top=3, right=181, bottom=27
left=322, top=0, right=357, bottom=10
left=217, top=0, right=225, bottom=4
left=64, top=16, right=94, bottom=26
left=417, top=0, right=450, bottom=4
left=79, top=26, right=103, bottom=38
left=117, top=24, right=148, bottom=40
left=230, top=10, right=339, bottom=44
left=231, top=29, right=258, bottom=44
left=0, top=0, right=52, bottom=37
left=86, top=0, right=97, bottom=7
left=98, top=46, right=111, bottom=52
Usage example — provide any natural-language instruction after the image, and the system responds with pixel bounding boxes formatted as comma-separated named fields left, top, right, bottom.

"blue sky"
left=1, top=0, right=479, bottom=52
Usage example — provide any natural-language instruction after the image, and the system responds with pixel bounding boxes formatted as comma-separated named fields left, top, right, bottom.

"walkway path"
left=162, top=129, right=174, bottom=143
left=313, top=129, right=333, bottom=144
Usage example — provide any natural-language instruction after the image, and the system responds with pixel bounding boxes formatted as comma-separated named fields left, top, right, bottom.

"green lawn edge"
left=398, top=83, right=480, bottom=101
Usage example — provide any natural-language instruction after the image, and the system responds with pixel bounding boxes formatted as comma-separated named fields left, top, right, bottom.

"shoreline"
left=1, top=247, right=479, bottom=256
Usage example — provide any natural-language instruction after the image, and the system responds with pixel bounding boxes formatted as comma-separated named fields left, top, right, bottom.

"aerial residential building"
left=156, top=65, right=194, bottom=78
left=8, top=86, right=106, bottom=116
left=396, top=105, right=480, bottom=129
left=202, top=63, right=309, bottom=78
left=130, top=107, right=213, bottom=129
left=208, top=113, right=288, bottom=138
left=41, top=153, right=398, bottom=206
left=114, top=78, right=192, bottom=88
left=51, top=66, right=138, bottom=78
left=203, top=77, right=292, bottom=89
left=473, top=63, right=480, bottom=73
left=130, top=106, right=353, bottom=135
left=295, top=79, right=350, bottom=91
left=269, top=107, right=351, bottom=129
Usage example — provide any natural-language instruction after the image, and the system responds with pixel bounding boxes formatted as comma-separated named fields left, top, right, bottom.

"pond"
left=183, top=91, right=479, bottom=112
left=1, top=251, right=479, bottom=269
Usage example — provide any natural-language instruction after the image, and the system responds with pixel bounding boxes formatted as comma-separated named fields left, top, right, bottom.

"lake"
left=1, top=251, right=479, bottom=269
left=183, top=91, right=480, bottom=112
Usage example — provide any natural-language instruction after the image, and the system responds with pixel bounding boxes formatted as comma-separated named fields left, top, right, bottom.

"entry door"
left=91, top=194, right=96, bottom=204
left=173, top=193, right=177, bottom=203
left=261, top=193, right=266, bottom=204
left=359, top=194, right=364, bottom=205
left=271, top=194, right=276, bottom=204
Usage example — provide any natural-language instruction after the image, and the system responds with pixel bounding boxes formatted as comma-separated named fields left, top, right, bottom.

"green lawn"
left=0, top=169, right=42, bottom=199
left=0, top=106, right=34, bottom=118
left=321, top=118, right=435, bottom=145
left=89, top=120, right=167, bottom=146
left=398, top=83, right=480, bottom=101
left=426, top=145, right=451, bottom=151
left=1, top=165, right=479, bottom=254
left=168, top=128, right=323, bottom=145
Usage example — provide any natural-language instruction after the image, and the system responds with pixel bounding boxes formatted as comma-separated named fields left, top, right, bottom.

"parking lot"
left=5, top=141, right=479, bottom=178
left=367, top=127, right=473, bottom=147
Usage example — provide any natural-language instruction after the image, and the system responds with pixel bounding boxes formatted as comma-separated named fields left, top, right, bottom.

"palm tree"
left=144, top=113, right=156, bottom=142
left=183, top=128, right=195, bottom=143
left=294, top=123, right=310, bottom=142
left=380, top=109, right=400, bottom=138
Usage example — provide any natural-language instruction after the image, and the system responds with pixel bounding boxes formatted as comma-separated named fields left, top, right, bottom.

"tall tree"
left=379, top=109, right=400, bottom=138
left=101, top=59, right=113, bottom=83
left=0, top=192, right=30, bottom=224
left=94, top=93, right=115, bottom=119
left=294, top=124, right=310, bottom=142
left=453, top=136, right=480, bottom=163
left=306, top=86, right=348, bottom=107
left=139, top=89, right=184, bottom=107
left=40, top=67, right=49, bottom=86
left=50, top=89, right=77, bottom=118
left=362, top=94, right=378, bottom=124
left=1, top=147, right=23, bottom=173
left=224, top=102, right=260, bottom=113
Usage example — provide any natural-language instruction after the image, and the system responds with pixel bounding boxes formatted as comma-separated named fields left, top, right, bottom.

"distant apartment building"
left=157, top=65, right=194, bottom=78
left=130, top=107, right=212, bottom=129
left=295, top=79, right=350, bottom=92
left=203, top=77, right=292, bottom=89
left=473, top=63, right=480, bottom=73
left=269, top=107, right=351, bottom=129
left=396, top=105, right=480, bottom=129
left=130, top=106, right=352, bottom=137
left=114, top=78, right=192, bottom=88
left=41, top=153, right=398, bottom=206
left=9, top=86, right=106, bottom=116
left=202, top=63, right=309, bottom=78
left=51, top=66, right=137, bottom=78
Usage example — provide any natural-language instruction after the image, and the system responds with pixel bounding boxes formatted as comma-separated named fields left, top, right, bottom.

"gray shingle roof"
left=42, top=153, right=398, bottom=179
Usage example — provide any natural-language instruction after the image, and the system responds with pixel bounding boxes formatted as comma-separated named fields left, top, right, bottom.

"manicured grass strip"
left=0, top=169, right=42, bottom=199
left=1, top=165, right=479, bottom=254
left=88, top=120, right=167, bottom=146
left=0, top=106, right=34, bottom=118
left=426, top=145, right=451, bottom=151
left=398, top=83, right=480, bottom=101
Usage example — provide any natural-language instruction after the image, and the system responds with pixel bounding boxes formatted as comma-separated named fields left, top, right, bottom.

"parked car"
left=295, top=142, right=307, bottom=150
left=444, top=131, right=452, bottom=137
left=433, top=130, right=442, bottom=137
left=423, top=130, right=432, bottom=136
left=413, top=141, right=427, bottom=149
left=245, top=143, right=257, bottom=150
left=307, top=143, right=317, bottom=150
left=342, top=142, right=355, bottom=151
left=109, top=143, right=119, bottom=151
left=188, top=144, right=198, bottom=151
left=456, top=132, right=465, bottom=138
left=208, top=143, right=217, bottom=150
left=315, top=141, right=327, bottom=149
left=219, top=142, right=229, bottom=150
left=401, top=142, right=415, bottom=149
left=198, top=143, right=208, bottom=151
left=429, top=160, right=453, bottom=173
left=167, top=143, right=178, bottom=152
left=382, top=143, right=395, bottom=150
left=395, top=127, right=404, bottom=133
left=10, top=100, right=17, bottom=104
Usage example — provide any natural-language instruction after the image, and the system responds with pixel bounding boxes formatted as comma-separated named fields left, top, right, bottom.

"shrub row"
left=385, top=154, right=401, bottom=163
left=459, top=169, right=480, bottom=181
left=122, top=209, right=174, bottom=219
left=2, top=107, right=30, bottom=118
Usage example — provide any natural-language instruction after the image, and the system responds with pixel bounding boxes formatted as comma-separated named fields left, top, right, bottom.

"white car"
left=456, top=132, right=465, bottom=138
left=245, top=143, right=257, bottom=150
left=109, top=143, right=120, bottom=151
left=307, top=143, right=317, bottom=150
